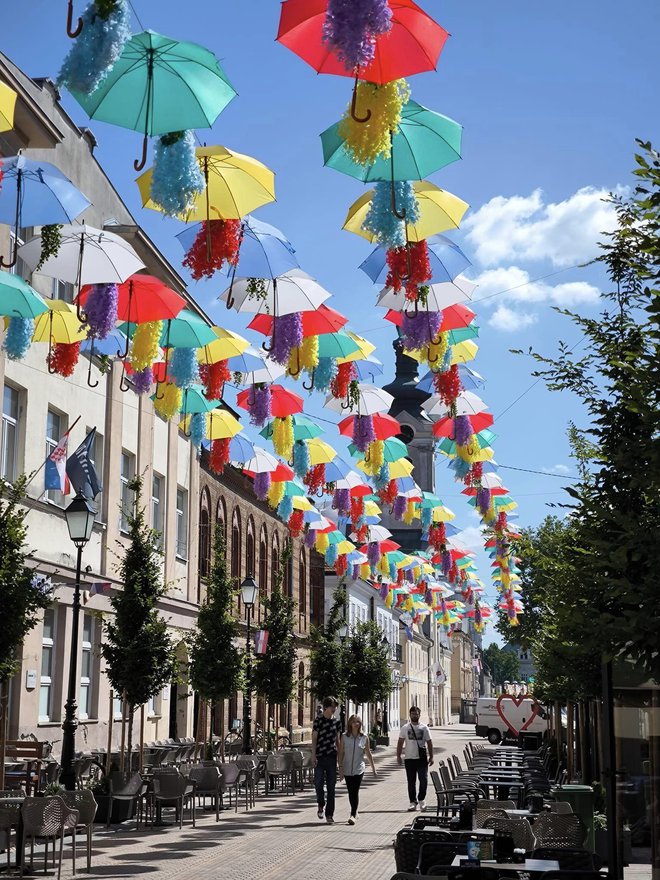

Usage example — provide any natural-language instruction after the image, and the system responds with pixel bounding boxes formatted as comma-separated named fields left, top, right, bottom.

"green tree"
left=483, top=644, right=520, bottom=688
left=0, top=476, right=51, bottom=788
left=309, top=584, right=347, bottom=702
left=102, top=477, right=177, bottom=764
left=252, top=539, right=297, bottom=725
left=189, top=524, right=243, bottom=747
left=344, top=620, right=391, bottom=706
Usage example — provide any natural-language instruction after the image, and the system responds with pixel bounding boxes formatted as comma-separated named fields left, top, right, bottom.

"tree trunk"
left=0, top=679, right=7, bottom=791
left=119, top=691, right=127, bottom=773
left=566, top=701, right=574, bottom=781
left=554, top=700, right=562, bottom=768
left=127, top=704, right=134, bottom=774
left=139, top=704, right=145, bottom=773
left=105, top=690, right=114, bottom=775
left=219, top=702, right=225, bottom=762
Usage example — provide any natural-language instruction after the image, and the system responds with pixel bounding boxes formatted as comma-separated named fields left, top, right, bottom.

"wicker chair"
left=394, top=828, right=452, bottom=874
left=151, top=772, right=196, bottom=828
left=483, top=816, right=537, bottom=852
left=532, top=813, right=587, bottom=848
left=416, top=839, right=465, bottom=874
left=188, top=766, right=223, bottom=821
left=21, top=796, right=79, bottom=880
left=0, top=791, right=24, bottom=868
left=61, top=789, right=97, bottom=873
left=533, top=846, right=600, bottom=871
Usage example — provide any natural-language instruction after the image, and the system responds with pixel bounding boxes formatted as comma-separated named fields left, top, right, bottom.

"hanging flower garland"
left=277, top=494, right=294, bottom=522
left=332, top=487, right=351, bottom=516
left=270, top=313, right=303, bottom=366
left=245, top=277, right=268, bottom=303
left=154, top=383, right=182, bottom=421
left=350, top=495, right=364, bottom=530
left=330, top=361, right=356, bottom=399
left=247, top=384, right=272, bottom=427
left=427, top=330, right=449, bottom=371
left=315, top=357, right=337, bottom=392
left=287, top=508, right=305, bottom=538
left=149, top=131, right=205, bottom=218
left=130, top=320, right=162, bottom=372
left=363, top=181, right=420, bottom=248
left=253, top=471, right=271, bottom=501
left=325, top=541, right=338, bottom=568
left=293, top=440, right=310, bottom=480
left=335, top=554, right=348, bottom=576
left=386, top=240, right=432, bottom=299
left=267, top=479, right=285, bottom=510
left=189, top=412, right=206, bottom=448
left=182, top=219, right=241, bottom=280
left=169, top=347, right=199, bottom=389
left=299, top=335, right=319, bottom=373
left=303, top=463, right=326, bottom=495
left=453, top=414, right=473, bottom=448
left=352, top=414, right=376, bottom=452
left=209, top=437, right=231, bottom=474
left=57, top=0, right=130, bottom=95
left=36, top=225, right=63, bottom=273
left=199, top=360, right=230, bottom=400
left=428, top=521, right=447, bottom=552
left=338, top=79, right=410, bottom=166
left=271, top=416, right=294, bottom=460
left=83, top=282, right=118, bottom=339
left=132, top=366, right=153, bottom=395
left=3, top=317, right=34, bottom=361
left=48, top=342, right=80, bottom=377
left=401, top=310, right=441, bottom=353
left=322, top=0, right=392, bottom=71
left=433, top=362, right=462, bottom=407
left=377, top=478, right=398, bottom=506
left=392, top=494, right=407, bottom=520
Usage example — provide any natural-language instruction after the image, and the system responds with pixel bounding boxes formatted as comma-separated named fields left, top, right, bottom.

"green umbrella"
left=317, top=331, right=361, bottom=360
left=260, top=414, right=323, bottom=442
left=349, top=437, right=408, bottom=462
left=0, top=274, right=48, bottom=318
left=321, top=99, right=462, bottom=183
left=160, top=311, right=217, bottom=348
left=436, top=428, right=497, bottom=457
left=447, top=324, right=479, bottom=345
left=71, top=30, right=236, bottom=171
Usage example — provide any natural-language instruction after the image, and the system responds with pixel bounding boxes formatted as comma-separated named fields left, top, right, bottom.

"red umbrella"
left=247, top=304, right=347, bottom=337
left=79, top=274, right=186, bottom=323
left=463, top=486, right=509, bottom=497
left=338, top=412, right=401, bottom=441
left=384, top=303, right=476, bottom=331
left=432, top=412, right=494, bottom=438
left=236, top=384, right=304, bottom=418
left=359, top=539, right=400, bottom=554
left=126, top=361, right=168, bottom=383
left=277, top=0, right=449, bottom=84
left=245, top=462, right=294, bottom=481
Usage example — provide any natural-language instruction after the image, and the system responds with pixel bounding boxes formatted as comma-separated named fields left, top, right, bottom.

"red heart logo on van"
left=496, top=695, right=540, bottom=737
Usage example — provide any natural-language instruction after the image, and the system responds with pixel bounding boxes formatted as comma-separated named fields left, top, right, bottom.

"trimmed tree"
left=345, top=620, right=391, bottom=707
left=189, top=524, right=243, bottom=753
left=252, top=539, right=297, bottom=735
left=483, top=644, right=520, bottom=689
left=309, top=584, right=347, bottom=703
left=102, top=477, right=177, bottom=767
left=0, top=476, right=51, bottom=788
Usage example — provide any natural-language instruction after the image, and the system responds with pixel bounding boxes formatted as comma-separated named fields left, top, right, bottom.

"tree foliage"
left=189, top=524, right=243, bottom=703
left=483, top=644, right=520, bottom=687
left=309, top=584, right=347, bottom=701
left=252, top=539, right=297, bottom=706
left=345, top=620, right=391, bottom=706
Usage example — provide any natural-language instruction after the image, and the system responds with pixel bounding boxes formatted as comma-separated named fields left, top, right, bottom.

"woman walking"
left=338, top=715, right=377, bottom=825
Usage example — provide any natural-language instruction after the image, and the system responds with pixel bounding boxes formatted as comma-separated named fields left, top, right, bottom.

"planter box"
left=93, top=794, right=135, bottom=824
left=595, top=827, right=632, bottom=865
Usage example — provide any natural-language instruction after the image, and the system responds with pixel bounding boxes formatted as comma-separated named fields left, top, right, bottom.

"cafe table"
left=451, top=856, right=560, bottom=875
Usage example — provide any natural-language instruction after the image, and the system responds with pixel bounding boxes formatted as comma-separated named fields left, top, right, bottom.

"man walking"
left=311, top=696, right=341, bottom=824
left=396, top=705, right=434, bottom=811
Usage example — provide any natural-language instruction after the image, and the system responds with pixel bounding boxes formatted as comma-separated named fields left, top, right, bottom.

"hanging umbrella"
left=261, top=414, right=323, bottom=442
left=344, top=181, right=469, bottom=243
left=325, top=384, right=393, bottom=416
left=247, top=304, right=347, bottom=337
left=359, top=457, right=413, bottom=478
left=222, top=346, right=271, bottom=374
left=231, top=359, right=286, bottom=385
left=0, top=274, right=48, bottom=318
left=360, top=233, right=470, bottom=286
left=324, top=457, right=353, bottom=482
left=138, top=145, right=275, bottom=220
left=236, top=384, right=304, bottom=418
left=33, top=300, right=87, bottom=372
left=160, top=311, right=217, bottom=349
left=70, top=30, right=236, bottom=170
left=422, top=390, right=489, bottom=418
left=0, top=81, right=16, bottom=132
left=432, top=412, right=494, bottom=439
left=435, top=429, right=496, bottom=459
left=450, top=340, right=479, bottom=364
left=198, top=328, right=251, bottom=365
left=243, top=447, right=280, bottom=473
left=229, top=434, right=256, bottom=465
left=81, top=328, right=128, bottom=358
left=336, top=332, right=377, bottom=363
left=353, top=356, right=384, bottom=381
left=202, top=408, right=243, bottom=440
left=350, top=437, right=408, bottom=462
left=306, top=438, right=337, bottom=465
left=338, top=412, right=400, bottom=441
left=0, top=156, right=91, bottom=267
left=352, top=524, right=392, bottom=543
left=317, top=331, right=361, bottom=360
left=418, top=363, right=485, bottom=394
left=220, top=269, right=331, bottom=316
left=378, top=277, right=476, bottom=314
left=322, top=100, right=462, bottom=183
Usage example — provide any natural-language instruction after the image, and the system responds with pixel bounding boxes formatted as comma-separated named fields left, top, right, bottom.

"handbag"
left=412, top=724, right=427, bottom=762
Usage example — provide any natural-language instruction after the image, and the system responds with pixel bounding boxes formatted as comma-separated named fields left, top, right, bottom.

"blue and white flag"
left=66, top=428, right=102, bottom=499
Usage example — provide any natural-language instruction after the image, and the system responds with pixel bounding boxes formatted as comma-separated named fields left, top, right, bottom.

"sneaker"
left=408, top=802, right=418, bottom=812
left=326, top=816, right=335, bottom=825
left=317, top=808, right=324, bottom=820
left=419, top=800, right=427, bottom=812
left=348, top=816, right=356, bottom=826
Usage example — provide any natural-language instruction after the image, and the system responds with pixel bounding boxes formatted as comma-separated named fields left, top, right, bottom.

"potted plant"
left=593, top=811, right=632, bottom=865
left=43, top=782, right=66, bottom=798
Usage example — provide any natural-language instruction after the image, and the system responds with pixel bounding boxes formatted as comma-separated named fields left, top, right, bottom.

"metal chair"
left=546, top=801, right=573, bottom=814
left=218, top=763, right=242, bottom=812
left=21, top=796, right=79, bottom=880
left=0, top=791, right=24, bottom=869
left=532, top=813, right=587, bottom=848
left=483, top=816, right=537, bottom=852
left=188, top=766, right=224, bottom=820
left=234, top=758, right=259, bottom=808
left=474, top=805, right=508, bottom=827
left=61, top=789, right=97, bottom=874
left=475, top=798, right=516, bottom=810
left=105, top=772, right=144, bottom=827
left=416, top=839, right=465, bottom=874
left=265, top=753, right=295, bottom=797
left=394, top=828, right=451, bottom=874
left=151, top=773, right=196, bottom=828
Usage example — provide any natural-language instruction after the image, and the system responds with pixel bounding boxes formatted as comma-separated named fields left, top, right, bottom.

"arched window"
left=231, top=508, right=242, bottom=581
left=246, top=518, right=256, bottom=577
left=297, top=661, right=305, bottom=727
left=216, top=496, right=227, bottom=548
left=298, top=549, right=307, bottom=629
left=284, top=542, right=293, bottom=597
left=271, top=533, right=280, bottom=593
left=199, top=489, right=211, bottom=582
left=310, top=549, right=324, bottom=627
left=258, top=526, right=268, bottom=623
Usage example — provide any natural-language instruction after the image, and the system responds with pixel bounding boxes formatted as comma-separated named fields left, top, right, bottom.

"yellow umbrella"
left=0, top=81, right=17, bottom=132
left=431, top=505, right=456, bottom=523
left=451, top=340, right=479, bottom=364
left=364, top=500, right=381, bottom=516
left=343, top=181, right=469, bottom=244
left=336, top=539, right=355, bottom=555
left=198, top=327, right=250, bottom=365
left=32, top=300, right=87, bottom=344
left=357, top=457, right=413, bottom=479
left=307, top=438, right=337, bottom=465
left=292, top=496, right=314, bottom=512
left=336, top=331, right=376, bottom=364
left=181, top=408, right=243, bottom=440
left=137, top=145, right=276, bottom=221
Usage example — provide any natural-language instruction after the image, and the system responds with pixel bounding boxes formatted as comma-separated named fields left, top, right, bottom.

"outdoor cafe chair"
left=0, top=791, right=24, bottom=869
left=531, top=813, right=587, bottom=848
left=106, top=771, right=143, bottom=827
left=475, top=798, right=516, bottom=810
left=265, top=753, right=295, bottom=797
left=483, top=816, right=537, bottom=853
left=394, top=828, right=452, bottom=874
left=416, top=840, right=465, bottom=874
left=61, top=789, right=97, bottom=873
left=474, top=805, right=508, bottom=827
left=151, top=772, right=196, bottom=828
left=545, top=801, right=573, bottom=814
left=188, top=766, right=223, bottom=820
left=234, top=758, right=259, bottom=808
left=21, top=795, right=78, bottom=880
left=218, top=763, right=242, bottom=812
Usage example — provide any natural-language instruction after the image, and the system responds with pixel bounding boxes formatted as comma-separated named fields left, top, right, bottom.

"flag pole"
left=24, top=415, right=82, bottom=491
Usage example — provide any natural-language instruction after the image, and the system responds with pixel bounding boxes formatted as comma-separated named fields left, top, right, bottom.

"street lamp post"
left=60, top=494, right=96, bottom=791
left=240, top=574, right=258, bottom=755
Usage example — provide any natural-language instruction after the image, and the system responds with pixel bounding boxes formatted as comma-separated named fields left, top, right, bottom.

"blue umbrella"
left=359, top=233, right=470, bottom=286
left=0, top=156, right=90, bottom=267
left=418, top=364, right=486, bottom=394
left=353, top=356, right=384, bottom=381
left=325, top=457, right=353, bottom=482
left=228, top=434, right=256, bottom=464
left=225, top=346, right=271, bottom=374
left=176, top=214, right=299, bottom=280
left=81, top=329, right=128, bottom=358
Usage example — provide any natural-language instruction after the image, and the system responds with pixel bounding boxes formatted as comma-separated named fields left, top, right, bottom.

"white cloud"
left=452, top=525, right=484, bottom=551
left=489, top=304, right=537, bottom=332
left=464, top=186, right=623, bottom=269
left=546, top=464, right=571, bottom=474
left=473, top=266, right=600, bottom=311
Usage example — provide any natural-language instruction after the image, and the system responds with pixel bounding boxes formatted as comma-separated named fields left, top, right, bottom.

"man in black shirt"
left=311, top=695, right=341, bottom=824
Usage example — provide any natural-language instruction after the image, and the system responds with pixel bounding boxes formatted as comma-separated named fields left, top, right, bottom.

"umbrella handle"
left=155, top=340, right=171, bottom=399
left=404, top=298, right=419, bottom=318
left=391, top=180, right=407, bottom=221
left=118, top=363, right=131, bottom=393
left=225, top=273, right=236, bottom=310
left=427, top=345, right=439, bottom=365
left=133, top=135, right=149, bottom=172
left=262, top=333, right=274, bottom=353
left=351, top=73, right=371, bottom=123
left=76, top=300, right=87, bottom=324
left=288, top=346, right=301, bottom=378
left=86, top=341, right=100, bottom=388
left=47, top=334, right=58, bottom=375
left=340, top=397, right=353, bottom=411
left=0, top=244, right=17, bottom=269
left=301, top=368, right=315, bottom=392
left=116, top=332, right=130, bottom=359
left=66, top=0, right=83, bottom=37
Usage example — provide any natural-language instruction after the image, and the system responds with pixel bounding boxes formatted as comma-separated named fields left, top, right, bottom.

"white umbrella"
left=220, top=268, right=331, bottom=315
left=478, top=473, right=505, bottom=490
left=334, top=471, right=368, bottom=491
left=377, top=275, right=476, bottom=312
left=243, top=448, right=279, bottom=473
left=19, top=224, right=145, bottom=286
left=422, top=390, right=488, bottom=418
left=350, top=524, right=392, bottom=543
left=324, top=383, right=393, bottom=416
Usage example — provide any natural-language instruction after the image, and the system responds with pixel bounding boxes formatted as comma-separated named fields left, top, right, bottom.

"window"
left=79, top=614, right=94, bottom=720
left=258, top=528, right=268, bottom=622
left=39, top=609, right=55, bottom=722
left=216, top=497, right=227, bottom=545
left=199, top=492, right=211, bottom=579
left=46, top=409, right=66, bottom=506
left=2, top=385, right=20, bottom=482
left=271, top=537, right=279, bottom=592
left=176, top=487, right=188, bottom=559
left=113, top=693, right=124, bottom=721
left=246, top=519, right=255, bottom=577
left=230, top=509, right=241, bottom=580
left=151, top=474, right=164, bottom=548
left=51, top=278, right=75, bottom=303
left=119, top=452, right=135, bottom=533
left=297, top=662, right=305, bottom=727
left=9, top=227, right=30, bottom=281
left=147, top=693, right=158, bottom=716
left=299, top=550, right=307, bottom=626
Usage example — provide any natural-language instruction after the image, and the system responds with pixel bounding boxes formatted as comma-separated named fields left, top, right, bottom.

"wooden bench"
left=4, top=741, right=49, bottom=794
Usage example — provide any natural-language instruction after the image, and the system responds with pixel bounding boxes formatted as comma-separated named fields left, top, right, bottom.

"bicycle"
left=224, top=721, right=265, bottom=753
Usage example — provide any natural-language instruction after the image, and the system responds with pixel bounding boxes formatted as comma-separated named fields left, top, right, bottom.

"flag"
left=82, top=582, right=112, bottom=605
left=45, top=431, right=71, bottom=494
left=66, top=428, right=102, bottom=499
left=254, top=630, right=269, bottom=655
left=435, top=666, right=447, bottom=685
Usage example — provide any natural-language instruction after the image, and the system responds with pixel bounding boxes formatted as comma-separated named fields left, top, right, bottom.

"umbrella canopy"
left=338, top=412, right=401, bottom=441
left=432, top=412, right=495, bottom=439
left=450, top=340, right=479, bottom=364
left=247, top=304, right=347, bottom=338
left=232, top=359, right=286, bottom=385
left=19, top=224, right=145, bottom=285
left=177, top=214, right=298, bottom=279
left=436, top=428, right=496, bottom=459
left=353, top=356, right=384, bottom=380
left=418, top=364, right=485, bottom=394
left=0, top=81, right=16, bottom=132
left=223, top=347, right=271, bottom=374
left=306, top=438, right=337, bottom=465
left=344, top=181, right=469, bottom=243
left=261, top=414, right=323, bottom=442
left=71, top=29, right=236, bottom=136
left=160, top=311, right=217, bottom=348
left=322, top=100, right=462, bottom=183
left=198, top=327, right=251, bottom=365
left=359, top=457, right=413, bottom=478
left=350, top=437, right=408, bottom=462
left=325, top=384, right=393, bottom=416
left=352, top=524, right=392, bottom=543
left=138, top=146, right=275, bottom=221
left=182, top=407, right=241, bottom=439
left=229, top=434, right=256, bottom=464
left=33, top=300, right=88, bottom=345
left=220, top=269, right=332, bottom=316
left=422, top=390, right=489, bottom=418
left=81, top=328, right=128, bottom=358
left=360, top=233, right=470, bottom=286
left=80, top=274, right=186, bottom=324
left=317, top=331, right=361, bottom=360
left=336, top=332, right=377, bottom=363
left=0, top=274, right=48, bottom=318
left=378, top=276, right=476, bottom=314
left=177, top=384, right=221, bottom=415
left=324, top=457, right=353, bottom=482
left=0, top=156, right=91, bottom=231
left=277, top=0, right=449, bottom=84
left=236, top=384, right=304, bottom=418
left=244, top=447, right=280, bottom=474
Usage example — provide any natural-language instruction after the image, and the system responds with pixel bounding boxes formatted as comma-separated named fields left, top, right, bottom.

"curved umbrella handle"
left=67, top=0, right=83, bottom=37
left=301, top=368, right=316, bottom=392
left=116, top=331, right=130, bottom=360
left=351, top=73, right=371, bottom=123
left=404, top=298, right=420, bottom=319
left=86, top=341, right=100, bottom=388
left=155, top=337, right=171, bottom=400
left=47, top=333, right=58, bottom=375
left=76, top=300, right=87, bottom=324
left=391, top=180, right=406, bottom=221
left=0, top=245, right=17, bottom=269
left=118, top=363, right=131, bottom=393
left=288, top=346, right=301, bottom=379
left=340, top=397, right=353, bottom=411
left=427, top=345, right=439, bottom=365
left=133, top=135, right=149, bottom=172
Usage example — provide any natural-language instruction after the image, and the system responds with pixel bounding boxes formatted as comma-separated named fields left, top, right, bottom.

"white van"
left=475, top=696, right=548, bottom=745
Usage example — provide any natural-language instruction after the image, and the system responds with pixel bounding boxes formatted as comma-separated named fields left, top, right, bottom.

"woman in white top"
left=338, top=715, right=377, bottom=824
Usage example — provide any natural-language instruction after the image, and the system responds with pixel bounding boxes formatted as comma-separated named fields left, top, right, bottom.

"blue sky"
left=4, top=1, right=659, bottom=639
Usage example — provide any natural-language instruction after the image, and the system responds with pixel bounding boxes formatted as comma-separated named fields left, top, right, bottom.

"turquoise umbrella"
left=160, top=311, right=217, bottom=349
left=317, top=331, right=361, bottom=360
left=260, top=414, right=323, bottom=442
left=71, top=30, right=236, bottom=170
left=0, top=274, right=49, bottom=318
left=321, top=100, right=462, bottom=183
